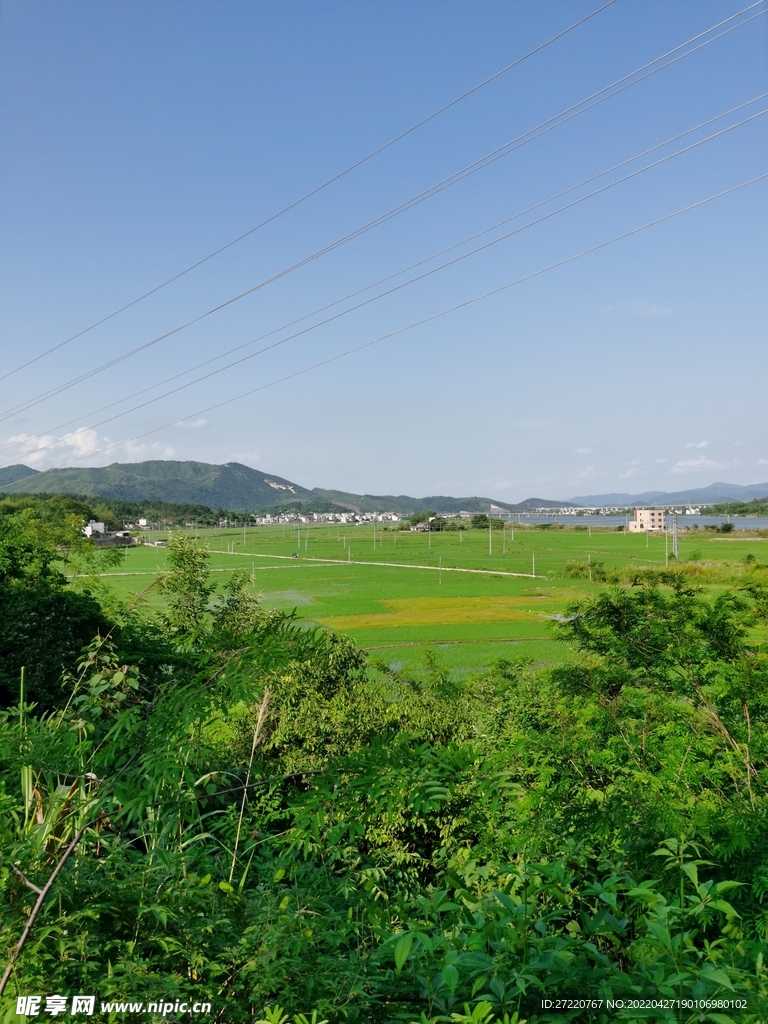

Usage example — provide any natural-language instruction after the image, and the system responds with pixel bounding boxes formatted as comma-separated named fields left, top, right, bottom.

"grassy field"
left=92, top=523, right=768, bottom=677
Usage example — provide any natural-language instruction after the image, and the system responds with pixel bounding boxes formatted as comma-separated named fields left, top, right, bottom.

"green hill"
left=0, top=464, right=39, bottom=487
left=0, top=460, right=570, bottom=513
left=309, top=489, right=524, bottom=514
left=4, top=460, right=312, bottom=510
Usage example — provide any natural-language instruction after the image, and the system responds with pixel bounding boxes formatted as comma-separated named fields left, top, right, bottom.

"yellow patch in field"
left=317, top=595, right=566, bottom=629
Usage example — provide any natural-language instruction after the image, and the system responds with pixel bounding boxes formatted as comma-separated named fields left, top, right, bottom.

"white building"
left=83, top=521, right=106, bottom=538
left=628, top=508, right=665, bottom=533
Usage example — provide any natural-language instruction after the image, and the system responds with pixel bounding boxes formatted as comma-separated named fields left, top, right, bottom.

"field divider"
left=222, top=550, right=543, bottom=579
left=364, top=637, right=555, bottom=650
left=67, top=563, right=345, bottom=578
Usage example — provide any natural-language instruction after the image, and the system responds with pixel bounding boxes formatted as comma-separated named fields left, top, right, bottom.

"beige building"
left=628, top=508, right=665, bottom=533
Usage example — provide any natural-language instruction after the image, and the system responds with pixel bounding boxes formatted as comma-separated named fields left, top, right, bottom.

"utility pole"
left=665, top=529, right=669, bottom=566
left=439, top=556, right=442, bottom=585
left=489, top=516, right=492, bottom=557
left=672, top=513, right=679, bottom=560
left=532, top=553, right=535, bottom=578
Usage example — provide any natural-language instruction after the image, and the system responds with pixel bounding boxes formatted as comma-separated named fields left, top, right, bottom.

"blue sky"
left=0, top=0, right=766, bottom=501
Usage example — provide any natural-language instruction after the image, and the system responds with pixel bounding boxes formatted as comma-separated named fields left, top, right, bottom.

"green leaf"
left=441, top=964, right=459, bottom=994
left=682, top=862, right=699, bottom=888
left=394, top=932, right=414, bottom=972
left=699, top=966, right=735, bottom=990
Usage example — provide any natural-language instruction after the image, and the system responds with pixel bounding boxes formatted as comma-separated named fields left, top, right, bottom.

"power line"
left=0, top=0, right=620, bottom=384
left=9, top=89, right=761, bottom=459
left=7, top=102, right=765, bottom=465
left=5, top=172, right=763, bottom=479
left=1, top=2, right=763, bottom=424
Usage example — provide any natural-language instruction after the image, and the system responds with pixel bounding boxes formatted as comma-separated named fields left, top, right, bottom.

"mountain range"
left=0, top=461, right=559, bottom=513
left=1, top=461, right=766, bottom=512
left=571, top=482, right=768, bottom=505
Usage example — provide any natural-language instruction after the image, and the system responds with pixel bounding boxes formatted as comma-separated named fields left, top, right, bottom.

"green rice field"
left=88, top=523, right=768, bottom=676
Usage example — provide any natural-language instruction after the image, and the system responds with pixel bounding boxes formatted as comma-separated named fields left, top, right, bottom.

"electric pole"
left=672, top=513, right=679, bottom=560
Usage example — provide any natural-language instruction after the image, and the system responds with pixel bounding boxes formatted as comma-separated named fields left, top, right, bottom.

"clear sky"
left=1, top=0, right=766, bottom=501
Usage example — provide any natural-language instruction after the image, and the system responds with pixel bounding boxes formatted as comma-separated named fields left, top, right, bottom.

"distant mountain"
left=1, top=460, right=313, bottom=510
left=0, top=458, right=567, bottom=514
left=571, top=482, right=768, bottom=506
left=310, top=489, right=527, bottom=515
left=5, top=459, right=763, bottom=514
left=512, top=497, right=576, bottom=510
left=0, top=464, right=38, bottom=487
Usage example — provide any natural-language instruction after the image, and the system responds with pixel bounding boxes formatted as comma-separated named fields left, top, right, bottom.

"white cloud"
left=684, top=441, right=709, bottom=449
left=574, top=447, right=592, bottom=455
left=671, top=455, right=723, bottom=474
left=576, top=464, right=597, bottom=480
left=617, top=459, right=642, bottom=480
left=758, top=458, right=768, bottom=466
left=7, top=428, right=174, bottom=469
left=174, top=418, right=208, bottom=430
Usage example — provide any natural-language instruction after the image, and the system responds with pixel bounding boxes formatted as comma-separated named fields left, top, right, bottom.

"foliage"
left=702, top=499, right=768, bottom=517
left=410, top=511, right=437, bottom=526
left=2, top=516, right=768, bottom=1022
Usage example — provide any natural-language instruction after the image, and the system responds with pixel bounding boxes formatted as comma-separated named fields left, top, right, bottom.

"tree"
left=156, top=531, right=216, bottom=634
left=408, top=510, right=435, bottom=526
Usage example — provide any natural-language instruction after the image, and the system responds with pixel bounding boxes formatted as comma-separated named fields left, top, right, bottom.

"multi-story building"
left=628, top=508, right=665, bottom=532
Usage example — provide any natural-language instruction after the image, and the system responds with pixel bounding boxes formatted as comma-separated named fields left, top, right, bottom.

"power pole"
left=439, top=556, right=442, bottom=585
left=532, top=553, right=535, bottom=578
left=672, top=513, right=679, bottom=560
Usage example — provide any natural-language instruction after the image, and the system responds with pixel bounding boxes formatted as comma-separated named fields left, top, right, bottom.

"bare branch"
left=9, top=864, right=43, bottom=895
left=0, top=820, right=97, bottom=996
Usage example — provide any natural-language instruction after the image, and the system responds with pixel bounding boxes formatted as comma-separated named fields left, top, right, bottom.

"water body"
left=501, top=514, right=768, bottom=531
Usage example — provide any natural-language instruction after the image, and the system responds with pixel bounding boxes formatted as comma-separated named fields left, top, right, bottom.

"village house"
left=628, top=508, right=665, bottom=533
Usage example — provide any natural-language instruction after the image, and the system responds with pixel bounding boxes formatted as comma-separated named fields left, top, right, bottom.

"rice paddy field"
left=93, top=523, right=768, bottom=677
